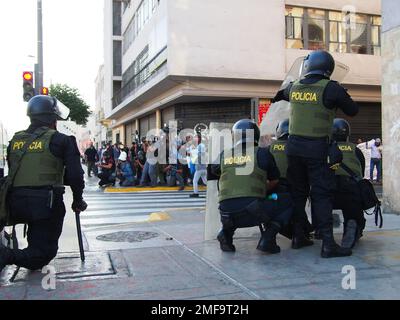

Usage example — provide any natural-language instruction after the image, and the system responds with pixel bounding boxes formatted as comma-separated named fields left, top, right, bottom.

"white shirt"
left=366, top=139, right=383, bottom=159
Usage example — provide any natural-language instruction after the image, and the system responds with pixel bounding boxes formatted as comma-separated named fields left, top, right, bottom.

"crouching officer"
left=270, top=119, right=314, bottom=243
left=272, top=50, right=359, bottom=258
left=332, top=118, right=366, bottom=249
left=0, top=95, right=87, bottom=273
left=211, top=119, right=293, bottom=254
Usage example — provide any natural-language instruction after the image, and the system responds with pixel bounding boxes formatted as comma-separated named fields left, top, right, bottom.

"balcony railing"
left=112, top=46, right=167, bottom=109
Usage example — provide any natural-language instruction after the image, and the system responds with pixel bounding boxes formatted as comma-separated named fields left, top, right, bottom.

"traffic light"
left=41, top=87, right=49, bottom=95
left=23, top=71, right=35, bottom=102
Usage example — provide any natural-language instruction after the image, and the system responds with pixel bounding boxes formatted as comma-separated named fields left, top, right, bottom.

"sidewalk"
left=1, top=203, right=400, bottom=299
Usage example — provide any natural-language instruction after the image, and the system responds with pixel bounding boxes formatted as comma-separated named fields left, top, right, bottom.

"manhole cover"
left=96, top=231, right=159, bottom=243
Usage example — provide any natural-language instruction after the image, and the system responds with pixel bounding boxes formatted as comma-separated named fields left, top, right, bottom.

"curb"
left=104, top=186, right=207, bottom=193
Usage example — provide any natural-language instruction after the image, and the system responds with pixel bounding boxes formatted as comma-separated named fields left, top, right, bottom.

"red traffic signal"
left=23, top=71, right=35, bottom=102
left=23, top=72, right=33, bottom=81
left=41, top=87, right=49, bottom=95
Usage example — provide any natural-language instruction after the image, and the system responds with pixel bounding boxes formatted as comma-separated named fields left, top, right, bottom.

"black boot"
left=292, top=223, right=314, bottom=249
left=321, top=227, right=352, bottom=258
left=341, top=220, right=360, bottom=249
left=0, top=246, right=15, bottom=273
left=257, top=222, right=281, bottom=254
left=217, top=229, right=235, bottom=252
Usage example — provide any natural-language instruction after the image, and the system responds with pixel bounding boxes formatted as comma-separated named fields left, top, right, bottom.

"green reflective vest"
left=289, top=79, right=335, bottom=138
left=269, top=140, right=288, bottom=179
left=8, top=129, right=64, bottom=187
left=218, top=146, right=267, bottom=202
left=336, top=142, right=363, bottom=178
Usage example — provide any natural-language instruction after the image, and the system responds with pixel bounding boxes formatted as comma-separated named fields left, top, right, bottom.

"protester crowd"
left=83, top=131, right=208, bottom=197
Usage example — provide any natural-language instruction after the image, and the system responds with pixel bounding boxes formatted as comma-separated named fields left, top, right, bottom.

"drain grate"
left=96, top=231, right=159, bottom=243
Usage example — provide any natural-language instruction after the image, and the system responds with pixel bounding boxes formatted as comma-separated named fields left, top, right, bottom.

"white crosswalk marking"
left=81, top=190, right=206, bottom=229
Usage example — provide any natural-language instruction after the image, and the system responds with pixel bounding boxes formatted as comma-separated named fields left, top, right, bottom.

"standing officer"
left=0, top=95, right=87, bottom=273
left=272, top=50, right=358, bottom=258
left=269, top=119, right=314, bottom=244
left=211, top=119, right=292, bottom=254
left=332, top=118, right=366, bottom=249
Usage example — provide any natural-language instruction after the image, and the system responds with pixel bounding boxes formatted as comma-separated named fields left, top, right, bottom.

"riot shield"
left=259, top=57, right=350, bottom=137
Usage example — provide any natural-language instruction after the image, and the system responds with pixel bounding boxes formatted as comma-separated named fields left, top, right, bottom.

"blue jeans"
left=370, top=158, right=382, bottom=181
left=140, top=161, right=157, bottom=186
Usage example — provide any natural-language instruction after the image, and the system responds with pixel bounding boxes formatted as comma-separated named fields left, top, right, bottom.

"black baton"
left=75, top=211, right=85, bottom=262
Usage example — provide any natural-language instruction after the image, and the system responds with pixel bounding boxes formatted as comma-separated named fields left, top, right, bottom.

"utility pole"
left=36, top=0, right=44, bottom=91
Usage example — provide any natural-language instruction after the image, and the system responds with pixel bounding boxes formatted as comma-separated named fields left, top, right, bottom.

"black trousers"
left=7, top=189, right=66, bottom=270
left=220, top=195, right=293, bottom=233
left=98, top=170, right=115, bottom=186
left=333, top=176, right=366, bottom=230
left=287, top=156, right=336, bottom=231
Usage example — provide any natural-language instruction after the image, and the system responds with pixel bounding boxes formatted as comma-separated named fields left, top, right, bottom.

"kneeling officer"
left=212, top=119, right=293, bottom=254
left=0, top=95, right=87, bottom=273
left=332, top=118, right=366, bottom=249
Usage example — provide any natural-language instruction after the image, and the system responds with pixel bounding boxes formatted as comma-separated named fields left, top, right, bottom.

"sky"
left=0, top=0, right=104, bottom=137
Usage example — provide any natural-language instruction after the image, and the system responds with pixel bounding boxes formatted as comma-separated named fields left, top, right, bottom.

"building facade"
left=101, top=0, right=382, bottom=145
left=382, top=0, right=400, bottom=213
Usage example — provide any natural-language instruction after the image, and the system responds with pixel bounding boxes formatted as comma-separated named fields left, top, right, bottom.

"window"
left=113, top=1, right=122, bottom=36
left=285, top=6, right=381, bottom=55
left=307, top=9, right=326, bottom=50
left=329, top=11, right=347, bottom=53
left=285, top=6, right=304, bottom=49
left=123, top=0, right=160, bottom=54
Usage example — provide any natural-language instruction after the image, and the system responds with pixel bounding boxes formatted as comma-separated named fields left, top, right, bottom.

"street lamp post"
left=37, top=0, right=44, bottom=91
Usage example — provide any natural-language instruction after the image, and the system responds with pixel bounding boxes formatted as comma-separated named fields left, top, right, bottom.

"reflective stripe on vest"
left=218, top=146, right=267, bottom=202
left=336, top=142, right=363, bottom=178
left=9, top=129, right=64, bottom=187
left=269, top=140, right=288, bottom=179
left=289, top=79, right=335, bottom=138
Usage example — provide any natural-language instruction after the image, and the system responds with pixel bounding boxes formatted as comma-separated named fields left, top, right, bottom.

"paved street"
left=82, top=188, right=206, bottom=230
left=1, top=175, right=400, bottom=300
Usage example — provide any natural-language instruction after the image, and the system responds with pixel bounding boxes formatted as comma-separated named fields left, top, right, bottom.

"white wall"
left=103, top=0, right=115, bottom=118
left=167, top=0, right=287, bottom=81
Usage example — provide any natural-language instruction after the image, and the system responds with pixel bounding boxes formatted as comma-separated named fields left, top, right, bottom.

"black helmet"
left=27, top=95, right=70, bottom=124
left=303, top=50, right=335, bottom=78
left=276, top=119, right=289, bottom=140
left=232, top=119, right=260, bottom=145
left=332, top=118, right=350, bottom=142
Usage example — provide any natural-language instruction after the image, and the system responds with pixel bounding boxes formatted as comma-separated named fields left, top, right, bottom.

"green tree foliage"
left=49, top=84, right=92, bottom=126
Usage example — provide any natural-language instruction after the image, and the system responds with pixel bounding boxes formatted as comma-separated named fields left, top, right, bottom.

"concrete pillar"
left=156, top=109, right=162, bottom=130
left=382, top=0, right=400, bottom=214
left=135, top=119, right=139, bottom=134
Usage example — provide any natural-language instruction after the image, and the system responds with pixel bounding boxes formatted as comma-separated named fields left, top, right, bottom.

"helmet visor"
left=55, top=99, right=70, bottom=120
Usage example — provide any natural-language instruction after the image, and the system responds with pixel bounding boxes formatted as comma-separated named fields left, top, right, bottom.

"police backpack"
left=340, top=163, right=383, bottom=228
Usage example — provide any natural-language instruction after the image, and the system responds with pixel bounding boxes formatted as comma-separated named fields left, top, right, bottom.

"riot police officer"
left=272, top=50, right=359, bottom=258
left=269, top=119, right=314, bottom=244
left=332, top=118, right=366, bottom=249
left=0, top=95, right=87, bottom=273
left=212, top=119, right=292, bottom=254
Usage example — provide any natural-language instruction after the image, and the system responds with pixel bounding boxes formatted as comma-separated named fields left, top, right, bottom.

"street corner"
left=82, top=225, right=180, bottom=251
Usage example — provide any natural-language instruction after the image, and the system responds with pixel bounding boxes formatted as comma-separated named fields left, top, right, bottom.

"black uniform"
left=5, top=123, right=84, bottom=270
left=333, top=147, right=366, bottom=231
left=275, top=75, right=358, bottom=231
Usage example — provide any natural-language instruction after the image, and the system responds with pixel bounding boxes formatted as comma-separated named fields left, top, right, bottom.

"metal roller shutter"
left=337, top=102, right=382, bottom=143
left=175, top=99, right=251, bottom=130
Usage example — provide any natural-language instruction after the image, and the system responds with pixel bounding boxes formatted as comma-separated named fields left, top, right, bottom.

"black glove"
left=327, top=141, right=343, bottom=170
left=72, top=199, right=88, bottom=214
left=272, top=89, right=285, bottom=103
